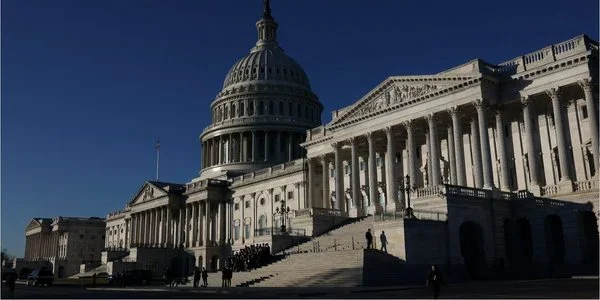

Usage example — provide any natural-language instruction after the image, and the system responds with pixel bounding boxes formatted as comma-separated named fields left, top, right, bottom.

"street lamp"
left=401, top=174, right=416, bottom=218
left=275, top=201, right=291, bottom=233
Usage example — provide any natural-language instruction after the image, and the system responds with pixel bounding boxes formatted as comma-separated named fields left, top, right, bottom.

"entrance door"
left=459, top=221, right=487, bottom=279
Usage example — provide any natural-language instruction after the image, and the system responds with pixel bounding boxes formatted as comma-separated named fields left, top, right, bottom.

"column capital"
left=520, top=95, right=533, bottom=107
left=424, top=113, right=436, bottom=123
left=384, top=126, right=393, bottom=136
left=578, top=78, right=594, bottom=91
left=330, top=142, right=341, bottom=150
left=447, top=106, right=460, bottom=117
left=319, top=154, right=328, bottom=163
left=364, top=131, right=374, bottom=141
left=347, top=136, right=358, bottom=145
left=492, top=104, right=504, bottom=115
left=472, top=98, right=489, bottom=110
left=546, top=87, right=562, bottom=100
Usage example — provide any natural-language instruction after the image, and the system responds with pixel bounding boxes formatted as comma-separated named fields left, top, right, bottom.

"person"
left=92, top=273, right=97, bottom=286
left=193, top=266, right=200, bottom=288
left=119, top=272, right=125, bottom=288
left=226, top=267, right=232, bottom=287
left=221, top=268, right=227, bottom=287
left=426, top=265, right=445, bottom=299
left=6, top=273, right=16, bottom=299
left=380, top=231, right=388, bottom=253
left=365, top=229, right=373, bottom=249
left=201, top=267, right=208, bottom=287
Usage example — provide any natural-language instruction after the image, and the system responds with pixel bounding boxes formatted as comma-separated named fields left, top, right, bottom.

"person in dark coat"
left=221, top=268, right=227, bottom=287
left=426, top=265, right=445, bottom=299
left=365, top=229, right=373, bottom=249
left=193, top=266, right=200, bottom=288
left=380, top=231, right=388, bottom=253
left=6, top=273, right=16, bottom=299
left=201, top=267, right=208, bottom=287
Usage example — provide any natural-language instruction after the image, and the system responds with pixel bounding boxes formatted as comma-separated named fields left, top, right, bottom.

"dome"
left=222, top=48, right=311, bottom=90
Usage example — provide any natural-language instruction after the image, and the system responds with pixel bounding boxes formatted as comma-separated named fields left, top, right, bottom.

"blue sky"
left=2, top=0, right=598, bottom=256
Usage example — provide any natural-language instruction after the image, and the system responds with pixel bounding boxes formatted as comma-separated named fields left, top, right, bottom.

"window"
left=258, top=101, right=264, bottom=115
left=275, top=194, right=281, bottom=202
left=244, top=224, right=251, bottom=238
left=234, top=203, right=240, bottom=210
left=344, top=165, right=350, bottom=175
left=287, top=191, right=294, bottom=200
left=377, top=157, right=383, bottom=167
left=249, top=102, right=254, bottom=115
left=260, top=198, right=266, bottom=205
left=268, top=102, right=274, bottom=115
left=582, top=105, right=589, bottom=119
left=504, top=124, right=509, bottom=138
left=232, top=103, right=236, bottom=118
left=245, top=201, right=250, bottom=208
left=240, top=102, right=245, bottom=116
left=234, top=225, right=240, bottom=240
left=279, top=102, right=283, bottom=114
left=258, top=215, right=267, bottom=230
left=297, top=104, right=301, bottom=117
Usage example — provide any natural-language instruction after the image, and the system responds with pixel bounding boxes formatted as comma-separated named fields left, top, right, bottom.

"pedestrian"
left=365, top=229, right=373, bottom=249
left=227, top=267, right=232, bottom=287
left=119, top=272, right=126, bottom=288
left=92, top=273, right=97, bottom=286
left=193, top=266, right=200, bottom=288
left=380, top=231, right=388, bottom=253
left=6, top=273, right=16, bottom=299
left=201, top=267, right=208, bottom=287
left=426, top=264, right=445, bottom=299
left=221, top=267, right=227, bottom=287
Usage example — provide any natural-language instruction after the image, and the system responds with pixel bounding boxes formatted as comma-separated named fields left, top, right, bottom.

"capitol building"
left=21, top=3, right=599, bottom=284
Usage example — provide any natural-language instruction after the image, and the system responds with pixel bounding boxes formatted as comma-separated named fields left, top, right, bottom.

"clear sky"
left=2, top=0, right=598, bottom=256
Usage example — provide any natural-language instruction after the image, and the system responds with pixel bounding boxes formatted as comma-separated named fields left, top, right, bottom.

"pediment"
left=25, top=219, right=43, bottom=231
left=328, top=75, right=477, bottom=127
left=129, top=182, right=168, bottom=206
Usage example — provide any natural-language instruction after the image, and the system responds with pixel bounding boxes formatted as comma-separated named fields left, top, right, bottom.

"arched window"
left=288, top=102, right=293, bottom=116
left=268, top=101, right=274, bottom=115
left=231, top=103, right=236, bottom=118
left=258, top=215, right=267, bottom=236
left=249, top=102, right=254, bottom=115
left=279, top=101, right=284, bottom=114
left=258, top=101, right=264, bottom=115
left=240, top=102, right=245, bottom=116
left=297, top=104, right=301, bottom=117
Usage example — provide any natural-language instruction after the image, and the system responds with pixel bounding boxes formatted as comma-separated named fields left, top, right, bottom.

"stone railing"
left=231, top=159, right=305, bottom=185
left=541, top=184, right=560, bottom=196
left=307, top=126, right=328, bottom=141
left=444, top=185, right=489, bottom=198
left=573, top=180, right=593, bottom=192
left=373, top=209, right=448, bottom=222
left=516, top=190, right=534, bottom=199
left=202, top=116, right=314, bottom=133
left=412, top=185, right=445, bottom=198
left=185, top=178, right=228, bottom=193
left=310, top=207, right=343, bottom=217
left=494, top=35, right=595, bottom=75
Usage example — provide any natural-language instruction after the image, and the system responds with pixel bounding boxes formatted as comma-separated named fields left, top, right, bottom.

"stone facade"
left=95, top=3, right=598, bottom=281
left=17, top=217, right=105, bottom=278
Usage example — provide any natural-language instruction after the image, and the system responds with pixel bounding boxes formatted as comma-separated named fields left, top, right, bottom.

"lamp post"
left=401, top=174, right=415, bottom=218
left=275, top=200, right=291, bottom=234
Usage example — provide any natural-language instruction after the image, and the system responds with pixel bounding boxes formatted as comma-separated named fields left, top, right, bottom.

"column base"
left=348, top=207, right=365, bottom=218
left=558, top=179, right=574, bottom=193
left=528, top=184, right=542, bottom=197
left=386, top=202, right=402, bottom=212
left=366, top=205, right=383, bottom=215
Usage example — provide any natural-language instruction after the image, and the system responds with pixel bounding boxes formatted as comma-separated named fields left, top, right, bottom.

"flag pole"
left=156, top=140, right=160, bottom=181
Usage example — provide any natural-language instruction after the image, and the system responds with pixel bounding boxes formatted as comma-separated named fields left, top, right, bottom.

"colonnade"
left=202, top=131, right=305, bottom=168
left=306, top=81, right=598, bottom=214
left=24, top=231, right=59, bottom=260
left=129, top=201, right=228, bottom=249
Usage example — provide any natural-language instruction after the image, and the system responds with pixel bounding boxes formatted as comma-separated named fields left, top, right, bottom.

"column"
left=148, top=210, right=154, bottom=247
left=384, top=127, right=399, bottom=209
left=204, top=202, right=211, bottom=246
left=332, top=142, right=344, bottom=211
left=521, top=96, right=541, bottom=187
left=547, top=88, right=571, bottom=181
left=191, top=203, right=197, bottom=247
left=276, top=131, right=282, bottom=161
left=251, top=131, right=256, bottom=162
left=219, top=202, right=226, bottom=244
left=185, top=204, right=190, bottom=247
left=404, top=121, right=418, bottom=187
left=239, top=132, right=244, bottom=163
left=471, top=117, right=484, bottom=188
left=166, top=206, right=172, bottom=247
left=133, top=214, right=138, bottom=246
left=350, top=137, right=361, bottom=213
left=495, top=107, right=511, bottom=190
left=177, top=207, right=183, bottom=247
left=579, top=79, right=599, bottom=171
left=366, top=132, right=379, bottom=211
left=307, top=158, right=315, bottom=208
left=196, top=201, right=204, bottom=247
left=447, top=126, right=457, bottom=185
left=426, top=114, right=441, bottom=185
left=264, top=131, right=270, bottom=162
left=321, top=155, right=330, bottom=208
left=474, top=99, right=495, bottom=189
left=449, top=107, right=467, bottom=185
left=288, top=133, right=294, bottom=161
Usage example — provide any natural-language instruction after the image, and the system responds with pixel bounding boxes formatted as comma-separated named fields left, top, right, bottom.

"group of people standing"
left=230, top=244, right=271, bottom=272
left=192, top=266, right=208, bottom=288
left=365, top=229, right=388, bottom=252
